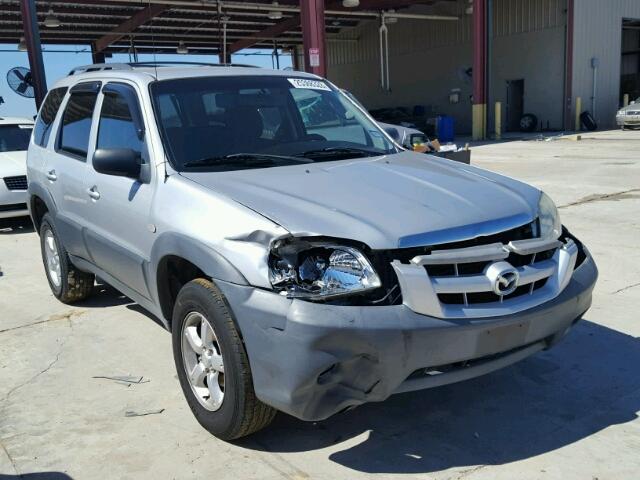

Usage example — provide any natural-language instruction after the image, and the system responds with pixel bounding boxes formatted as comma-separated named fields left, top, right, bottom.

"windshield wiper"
left=183, top=153, right=313, bottom=168
left=297, top=147, right=384, bottom=159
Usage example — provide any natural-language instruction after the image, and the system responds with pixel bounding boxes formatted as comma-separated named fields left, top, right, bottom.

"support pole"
left=495, top=102, right=501, bottom=140
left=575, top=96, right=582, bottom=131
left=623, top=93, right=629, bottom=107
left=291, top=45, right=301, bottom=71
left=472, top=0, right=487, bottom=140
left=563, top=0, right=574, bottom=130
left=91, top=43, right=106, bottom=64
left=20, top=0, right=47, bottom=109
left=300, top=0, right=327, bottom=77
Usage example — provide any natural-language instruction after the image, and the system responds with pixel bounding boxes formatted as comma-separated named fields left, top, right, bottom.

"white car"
left=0, top=116, right=33, bottom=219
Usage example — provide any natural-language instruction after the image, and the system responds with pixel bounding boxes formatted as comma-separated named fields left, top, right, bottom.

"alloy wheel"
left=181, top=311, right=225, bottom=411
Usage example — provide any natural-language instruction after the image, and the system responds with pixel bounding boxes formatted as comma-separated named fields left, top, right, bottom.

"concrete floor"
left=1, top=129, right=639, bottom=480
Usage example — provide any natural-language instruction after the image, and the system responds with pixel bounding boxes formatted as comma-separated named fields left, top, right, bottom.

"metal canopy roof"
left=0, top=0, right=459, bottom=55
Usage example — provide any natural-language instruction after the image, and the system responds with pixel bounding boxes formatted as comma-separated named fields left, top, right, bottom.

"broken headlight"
left=537, top=192, right=561, bottom=240
left=269, top=241, right=381, bottom=299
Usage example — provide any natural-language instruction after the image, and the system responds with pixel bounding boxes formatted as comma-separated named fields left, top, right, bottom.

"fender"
left=149, top=232, right=249, bottom=319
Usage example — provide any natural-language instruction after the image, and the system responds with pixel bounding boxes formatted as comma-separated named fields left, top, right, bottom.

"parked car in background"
left=341, top=89, right=428, bottom=149
left=616, top=100, right=640, bottom=129
left=28, top=64, right=597, bottom=441
left=0, top=117, right=33, bottom=220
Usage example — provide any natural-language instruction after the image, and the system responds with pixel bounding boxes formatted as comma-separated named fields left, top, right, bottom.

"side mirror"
left=631, top=100, right=636, bottom=105
left=93, top=148, right=141, bottom=179
left=384, top=127, right=400, bottom=142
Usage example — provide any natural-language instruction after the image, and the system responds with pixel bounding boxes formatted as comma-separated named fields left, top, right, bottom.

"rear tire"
left=172, top=278, right=276, bottom=440
left=39, top=213, right=94, bottom=303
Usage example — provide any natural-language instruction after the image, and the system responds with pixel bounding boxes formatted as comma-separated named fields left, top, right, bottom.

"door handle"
left=87, top=186, right=101, bottom=201
left=46, top=170, right=57, bottom=181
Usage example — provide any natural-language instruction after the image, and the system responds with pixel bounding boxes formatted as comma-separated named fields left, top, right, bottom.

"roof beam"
left=227, top=0, right=346, bottom=54
left=227, top=14, right=300, bottom=54
left=94, top=2, right=168, bottom=52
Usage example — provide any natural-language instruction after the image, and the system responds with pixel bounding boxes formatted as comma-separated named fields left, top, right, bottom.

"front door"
left=83, top=82, right=155, bottom=299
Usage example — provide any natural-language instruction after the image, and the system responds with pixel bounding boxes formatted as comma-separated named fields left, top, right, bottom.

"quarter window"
left=33, top=87, right=67, bottom=147
left=58, top=92, right=98, bottom=158
left=97, top=87, right=144, bottom=153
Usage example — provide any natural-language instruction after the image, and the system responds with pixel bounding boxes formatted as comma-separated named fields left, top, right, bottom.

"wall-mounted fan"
left=7, top=67, right=35, bottom=98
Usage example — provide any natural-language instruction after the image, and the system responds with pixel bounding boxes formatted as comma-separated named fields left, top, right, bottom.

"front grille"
left=0, top=202, right=27, bottom=212
left=627, top=111, right=640, bottom=115
left=4, top=175, right=28, bottom=191
left=390, top=224, right=581, bottom=319
left=426, top=247, right=556, bottom=306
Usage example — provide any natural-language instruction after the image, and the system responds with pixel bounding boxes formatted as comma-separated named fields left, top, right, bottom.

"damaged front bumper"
left=216, top=250, right=597, bottom=422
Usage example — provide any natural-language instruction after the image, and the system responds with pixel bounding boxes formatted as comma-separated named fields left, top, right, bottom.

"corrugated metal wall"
left=327, top=0, right=568, bottom=134
left=572, top=0, right=640, bottom=128
left=329, top=0, right=566, bottom=65
left=493, top=0, right=564, bottom=36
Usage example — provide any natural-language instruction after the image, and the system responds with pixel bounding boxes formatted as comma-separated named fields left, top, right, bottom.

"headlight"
left=617, top=110, right=626, bottom=116
left=537, top=192, right=561, bottom=239
left=269, top=240, right=381, bottom=299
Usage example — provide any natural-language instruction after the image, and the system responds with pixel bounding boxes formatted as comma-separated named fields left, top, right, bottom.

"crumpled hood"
left=181, top=151, right=541, bottom=249
left=0, top=150, right=27, bottom=177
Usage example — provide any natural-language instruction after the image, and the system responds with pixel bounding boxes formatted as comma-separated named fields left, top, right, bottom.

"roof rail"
left=68, top=63, right=132, bottom=75
left=68, top=61, right=260, bottom=76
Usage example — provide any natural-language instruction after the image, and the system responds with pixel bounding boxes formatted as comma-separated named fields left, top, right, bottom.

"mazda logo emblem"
left=485, top=261, right=520, bottom=297
left=495, top=270, right=519, bottom=295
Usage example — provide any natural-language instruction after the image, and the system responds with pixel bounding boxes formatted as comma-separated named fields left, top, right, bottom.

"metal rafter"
left=93, top=2, right=169, bottom=52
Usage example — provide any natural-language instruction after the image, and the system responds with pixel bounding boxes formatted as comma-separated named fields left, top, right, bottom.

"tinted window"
left=97, top=88, right=144, bottom=153
left=58, top=92, right=98, bottom=158
left=33, top=87, right=67, bottom=147
left=0, top=125, right=33, bottom=152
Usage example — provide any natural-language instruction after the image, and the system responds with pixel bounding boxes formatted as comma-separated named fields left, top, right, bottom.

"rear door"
left=46, top=82, right=101, bottom=259
left=82, top=81, right=155, bottom=299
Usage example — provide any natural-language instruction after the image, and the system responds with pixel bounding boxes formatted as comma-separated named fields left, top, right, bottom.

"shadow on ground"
left=240, top=319, right=640, bottom=475
left=0, top=217, right=34, bottom=235
left=76, top=282, right=166, bottom=329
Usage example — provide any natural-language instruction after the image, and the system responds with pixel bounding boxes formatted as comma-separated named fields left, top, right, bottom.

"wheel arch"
left=28, top=183, right=57, bottom=233
left=151, top=233, right=248, bottom=325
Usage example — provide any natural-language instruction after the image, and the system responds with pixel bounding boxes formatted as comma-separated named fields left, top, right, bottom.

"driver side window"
left=97, top=85, right=144, bottom=155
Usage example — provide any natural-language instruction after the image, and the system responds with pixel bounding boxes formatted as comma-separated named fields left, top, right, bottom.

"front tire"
left=172, top=279, right=276, bottom=440
left=39, top=213, right=94, bottom=303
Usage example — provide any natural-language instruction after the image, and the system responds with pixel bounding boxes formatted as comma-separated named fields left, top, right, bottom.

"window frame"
left=98, top=82, right=146, bottom=147
left=33, top=86, right=68, bottom=148
left=55, top=81, right=102, bottom=162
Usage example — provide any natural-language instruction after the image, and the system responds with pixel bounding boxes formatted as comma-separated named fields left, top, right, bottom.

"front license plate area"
left=476, top=322, right=530, bottom=355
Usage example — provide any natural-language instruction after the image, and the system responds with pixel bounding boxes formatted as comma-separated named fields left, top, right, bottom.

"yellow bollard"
left=472, top=104, right=486, bottom=141
left=575, top=97, right=582, bottom=132
left=623, top=94, right=629, bottom=107
left=495, top=102, right=501, bottom=140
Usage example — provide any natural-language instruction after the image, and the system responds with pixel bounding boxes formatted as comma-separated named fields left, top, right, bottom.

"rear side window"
left=97, top=88, right=144, bottom=153
left=58, top=92, right=98, bottom=158
left=33, top=87, right=67, bottom=147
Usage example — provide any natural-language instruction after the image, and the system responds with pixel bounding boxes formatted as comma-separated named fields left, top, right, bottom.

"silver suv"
left=27, top=63, right=597, bottom=440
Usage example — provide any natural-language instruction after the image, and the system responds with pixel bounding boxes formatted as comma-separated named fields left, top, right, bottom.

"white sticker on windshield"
left=288, top=78, right=331, bottom=91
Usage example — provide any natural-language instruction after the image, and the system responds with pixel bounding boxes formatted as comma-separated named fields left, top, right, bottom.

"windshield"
left=0, top=125, right=32, bottom=153
left=150, top=76, right=397, bottom=171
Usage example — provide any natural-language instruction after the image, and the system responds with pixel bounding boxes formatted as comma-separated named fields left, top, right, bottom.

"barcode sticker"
left=288, top=78, right=331, bottom=91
